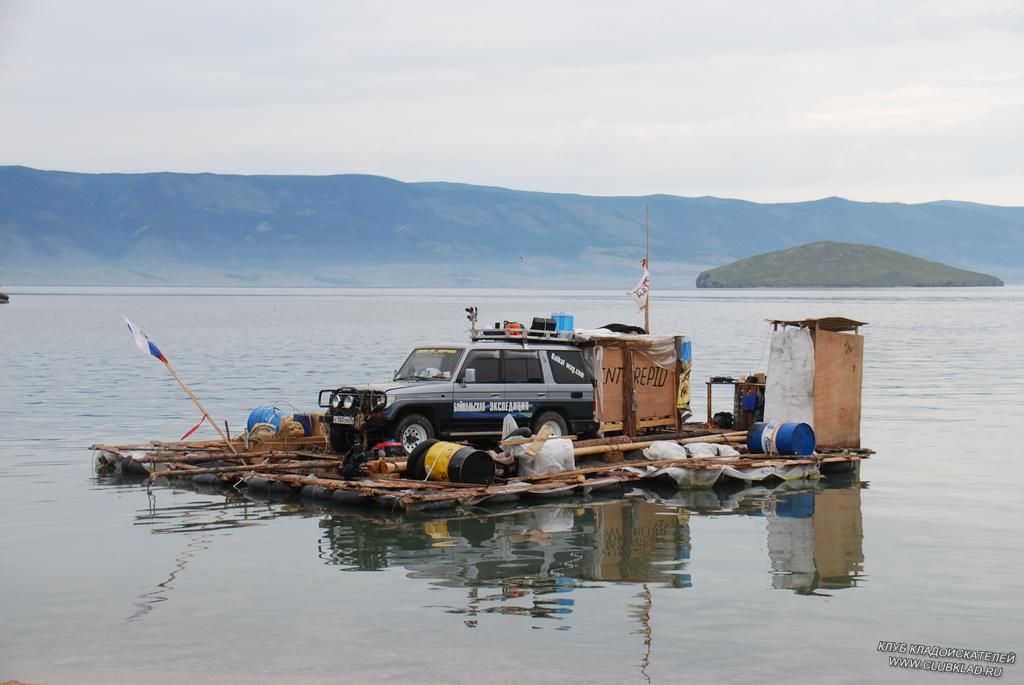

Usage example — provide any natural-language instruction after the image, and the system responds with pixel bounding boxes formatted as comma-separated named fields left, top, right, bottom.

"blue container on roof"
left=551, top=312, right=574, bottom=332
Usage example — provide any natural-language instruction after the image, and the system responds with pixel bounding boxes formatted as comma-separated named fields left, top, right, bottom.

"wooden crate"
left=593, top=337, right=685, bottom=436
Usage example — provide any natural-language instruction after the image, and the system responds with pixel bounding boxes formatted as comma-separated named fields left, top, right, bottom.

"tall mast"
left=645, top=204, right=651, bottom=334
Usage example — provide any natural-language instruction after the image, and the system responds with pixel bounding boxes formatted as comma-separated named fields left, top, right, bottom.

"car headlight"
left=330, top=393, right=342, bottom=409
left=373, top=393, right=388, bottom=408
left=342, top=395, right=355, bottom=409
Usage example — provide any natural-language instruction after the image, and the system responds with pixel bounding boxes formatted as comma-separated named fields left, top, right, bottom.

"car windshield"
left=395, top=347, right=464, bottom=380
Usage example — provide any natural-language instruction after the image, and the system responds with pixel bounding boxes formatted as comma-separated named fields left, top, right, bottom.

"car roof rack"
left=469, top=327, right=576, bottom=343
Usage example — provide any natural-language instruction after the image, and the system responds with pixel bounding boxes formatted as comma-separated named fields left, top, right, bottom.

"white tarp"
left=516, top=438, right=575, bottom=477
left=642, top=441, right=740, bottom=460
left=682, top=442, right=740, bottom=457
left=624, top=461, right=821, bottom=489
left=763, top=326, right=815, bottom=427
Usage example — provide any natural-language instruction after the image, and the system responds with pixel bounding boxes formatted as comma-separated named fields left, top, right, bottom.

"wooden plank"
left=812, top=330, right=864, bottom=448
left=525, top=424, right=554, bottom=457
left=599, top=346, right=625, bottom=425
left=623, top=348, right=636, bottom=436
left=636, top=416, right=675, bottom=428
left=151, top=460, right=339, bottom=478
left=572, top=431, right=748, bottom=456
left=631, top=349, right=676, bottom=424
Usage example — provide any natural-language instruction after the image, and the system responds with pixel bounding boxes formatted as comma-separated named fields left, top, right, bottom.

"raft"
left=91, top=424, right=869, bottom=513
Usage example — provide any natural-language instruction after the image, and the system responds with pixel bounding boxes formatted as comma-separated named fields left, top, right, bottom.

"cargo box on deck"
left=573, top=330, right=693, bottom=436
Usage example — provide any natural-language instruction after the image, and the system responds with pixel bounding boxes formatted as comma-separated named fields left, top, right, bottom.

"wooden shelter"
left=572, top=332, right=691, bottom=436
left=768, top=317, right=866, bottom=449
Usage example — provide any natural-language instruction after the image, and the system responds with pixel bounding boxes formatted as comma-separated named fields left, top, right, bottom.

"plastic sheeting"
left=643, top=441, right=688, bottom=460
left=682, top=442, right=740, bottom=457
left=764, top=326, right=815, bottom=426
left=642, top=441, right=740, bottom=460
left=516, top=438, right=575, bottom=477
left=624, top=461, right=821, bottom=489
left=572, top=330, right=681, bottom=369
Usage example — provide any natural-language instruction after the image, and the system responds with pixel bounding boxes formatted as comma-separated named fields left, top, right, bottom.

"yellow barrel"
left=411, top=440, right=495, bottom=485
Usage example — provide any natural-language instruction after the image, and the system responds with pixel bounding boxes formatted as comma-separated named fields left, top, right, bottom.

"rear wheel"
left=531, top=411, right=568, bottom=437
left=392, top=413, right=435, bottom=455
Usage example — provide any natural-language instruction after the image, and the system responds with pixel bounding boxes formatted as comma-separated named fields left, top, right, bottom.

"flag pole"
left=162, top=361, right=238, bottom=453
left=645, top=204, right=651, bottom=334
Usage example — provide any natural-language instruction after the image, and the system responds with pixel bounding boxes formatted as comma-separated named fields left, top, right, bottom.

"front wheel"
left=531, top=411, right=568, bottom=437
left=392, top=413, right=435, bottom=455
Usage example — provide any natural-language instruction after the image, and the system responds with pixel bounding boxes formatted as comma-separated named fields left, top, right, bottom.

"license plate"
left=332, top=415, right=355, bottom=425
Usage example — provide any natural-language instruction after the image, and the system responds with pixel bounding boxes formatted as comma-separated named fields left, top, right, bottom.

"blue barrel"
left=747, top=421, right=816, bottom=455
left=741, top=393, right=758, bottom=412
left=247, top=406, right=286, bottom=433
left=551, top=312, right=574, bottom=332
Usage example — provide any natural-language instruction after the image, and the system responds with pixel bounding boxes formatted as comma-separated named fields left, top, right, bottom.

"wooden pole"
left=163, top=361, right=238, bottom=453
left=571, top=430, right=747, bottom=457
left=151, top=460, right=338, bottom=479
left=645, top=204, right=651, bottom=334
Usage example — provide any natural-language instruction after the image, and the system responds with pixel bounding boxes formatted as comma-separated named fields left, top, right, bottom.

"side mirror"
left=462, top=368, right=476, bottom=385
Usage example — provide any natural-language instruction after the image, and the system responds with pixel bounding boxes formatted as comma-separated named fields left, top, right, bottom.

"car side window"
left=503, top=350, right=543, bottom=383
left=460, top=350, right=501, bottom=383
left=547, top=349, right=590, bottom=384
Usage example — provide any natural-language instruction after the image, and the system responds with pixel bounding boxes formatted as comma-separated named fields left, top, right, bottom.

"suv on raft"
left=318, top=339, right=597, bottom=455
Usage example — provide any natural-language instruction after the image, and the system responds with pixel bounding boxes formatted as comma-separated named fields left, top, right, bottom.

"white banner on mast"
left=627, top=260, right=650, bottom=312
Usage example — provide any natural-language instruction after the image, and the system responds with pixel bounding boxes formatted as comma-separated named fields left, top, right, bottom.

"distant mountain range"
left=2, top=166, right=1021, bottom=286
left=697, top=241, right=1004, bottom=288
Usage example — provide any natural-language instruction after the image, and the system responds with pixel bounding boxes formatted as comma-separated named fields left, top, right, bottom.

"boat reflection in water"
left=764, top=483, right=866, bottom=594
left=313, top=475, right=866, bottom=620
left=110, top=474, right=865, bottom=623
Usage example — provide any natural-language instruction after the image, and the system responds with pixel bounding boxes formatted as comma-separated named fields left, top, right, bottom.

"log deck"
left=91, top=427, right=869, bottom=512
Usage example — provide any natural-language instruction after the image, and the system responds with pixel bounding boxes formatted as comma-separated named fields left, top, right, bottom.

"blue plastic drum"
left=747, top=421, right=816, bottom=456
left=247, top=406, right=286, bottom=433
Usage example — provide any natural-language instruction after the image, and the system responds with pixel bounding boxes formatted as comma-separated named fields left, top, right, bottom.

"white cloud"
left=1, top=0, right=1022, bottom=204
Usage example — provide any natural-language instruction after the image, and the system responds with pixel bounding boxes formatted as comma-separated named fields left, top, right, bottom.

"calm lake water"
left=1, top=286, right=1022, bottom=684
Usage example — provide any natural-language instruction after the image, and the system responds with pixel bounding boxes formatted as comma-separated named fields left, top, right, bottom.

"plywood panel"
left=632, top=349, right=677, bottom=421
left=598, top=346, right=624, bottom=424
left=812, top=330, right=864, bottom=448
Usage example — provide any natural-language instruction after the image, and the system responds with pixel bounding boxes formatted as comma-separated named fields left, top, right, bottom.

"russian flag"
left=123, top=317, right=168, bottom=364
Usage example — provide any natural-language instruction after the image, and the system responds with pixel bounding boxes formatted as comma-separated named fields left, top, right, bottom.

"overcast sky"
left=1, top=1, right=1022, bottom=204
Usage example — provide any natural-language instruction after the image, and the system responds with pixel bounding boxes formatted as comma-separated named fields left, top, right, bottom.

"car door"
left=501, top=349, right=546, bottom=429
left=543, top=347, right=594, bottom=427
left=452, top=349, right=504, bottom=436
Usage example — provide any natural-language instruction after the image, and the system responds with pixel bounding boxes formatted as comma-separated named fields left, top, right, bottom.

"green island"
left=696, top=241, right=1004, bottom=288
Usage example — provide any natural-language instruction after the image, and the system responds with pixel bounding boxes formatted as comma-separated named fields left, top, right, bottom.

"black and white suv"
left=318, top=338, right=597, bottom=454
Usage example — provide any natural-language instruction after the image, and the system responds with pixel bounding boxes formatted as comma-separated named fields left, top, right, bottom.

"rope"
left=754, top=325, right=773, bottom=374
